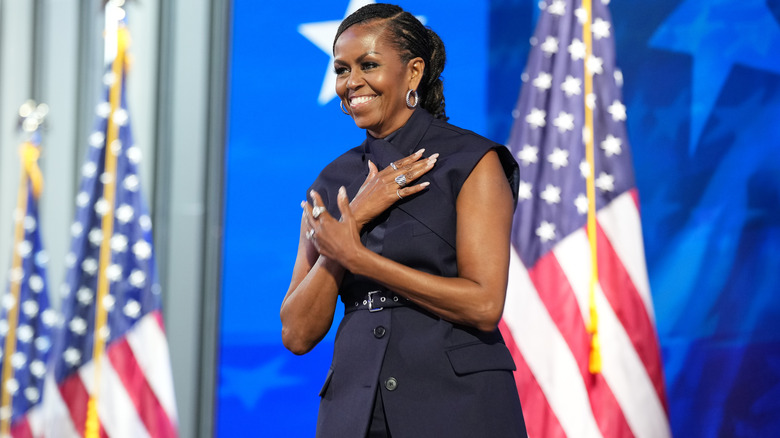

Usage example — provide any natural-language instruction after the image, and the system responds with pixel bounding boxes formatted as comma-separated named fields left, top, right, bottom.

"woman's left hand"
left=303, top=186, right=363, bottom=271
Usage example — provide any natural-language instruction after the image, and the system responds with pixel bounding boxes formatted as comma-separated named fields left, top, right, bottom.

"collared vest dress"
left=308, top=109, right=527, bottom=437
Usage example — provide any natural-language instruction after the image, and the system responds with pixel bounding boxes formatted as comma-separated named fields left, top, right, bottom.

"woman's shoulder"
left=423, top=117, right=515, bottom=171
left=426, top=118, right=503, bottom=152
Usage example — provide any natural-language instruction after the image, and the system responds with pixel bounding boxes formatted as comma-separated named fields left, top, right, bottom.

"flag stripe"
left=108, top=336, right=177, bottom=438
left=58, top=370, right=109, bottom=437
left=537, top=236, right=633, bottom=438
left=597, top=190, right=655, bottom=322
left=554, top=230, right=668, bottom=438
left=41, top=375, right=81, bottom=437
left=79, top=358, right=151, bottom=438
left=595, top=219, right=667, bottom=409
left=9, top=417, right=33, bottom=438
left=499, top=320, right=567, bottom=438
left=126, top=312, right=179, bottom=424
left=504, top=248, right=603, bottom=438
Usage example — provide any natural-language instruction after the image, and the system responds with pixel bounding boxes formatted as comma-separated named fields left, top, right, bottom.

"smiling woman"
left=279, top=3, right=528, bottom=437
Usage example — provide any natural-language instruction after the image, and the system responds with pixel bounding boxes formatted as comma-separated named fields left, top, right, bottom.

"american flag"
left=498, top=1, right=671, bottom=437
left=0, top=132, right=57, bottom=437
left=43, top=19, right=179, bottom=438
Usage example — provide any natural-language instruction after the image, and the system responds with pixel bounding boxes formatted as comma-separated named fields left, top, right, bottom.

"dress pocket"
left=445, top=342, right=517, bottom=376
left=318, top=367, right=334, bottom=397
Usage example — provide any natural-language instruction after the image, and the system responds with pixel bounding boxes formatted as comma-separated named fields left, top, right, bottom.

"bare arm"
left=280, top=212, right=344, bottom=355
left=309, top=150, right=514, bottom=332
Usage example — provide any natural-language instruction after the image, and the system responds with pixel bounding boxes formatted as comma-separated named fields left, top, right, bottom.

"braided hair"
left=333, top=3, right=448, bottom=121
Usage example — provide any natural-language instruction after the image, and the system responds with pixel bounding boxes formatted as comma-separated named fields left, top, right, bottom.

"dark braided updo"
left=333, top=3, right=448, bottom=121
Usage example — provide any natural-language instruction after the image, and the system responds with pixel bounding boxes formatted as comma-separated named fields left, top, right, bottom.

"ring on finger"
left=394, top=174, right=408, bottom=187
left=397, top=189, right=404, bottom=200
left=312, top=206, right=326, bottom=219
left=390, top=162, right=398, bottom=170
left=305, top=229, right=315, bottom=240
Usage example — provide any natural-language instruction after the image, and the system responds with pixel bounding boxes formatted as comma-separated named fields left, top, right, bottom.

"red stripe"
left=629, top=187, right=640, bottom=211
left=595, top=221, right=669, bottom=411
left=528, top=250, right=635, bottom=437
left=10, top=417, right=32, bottom=438
left=499, top=320, right=566, bottom=438
left=58, top=372, right=89, bottom=435
left=151, top=310, right=166, bottom=332
left=107, top=337, right=177, bottom=438
left=58, top=372, right=108, bottom=437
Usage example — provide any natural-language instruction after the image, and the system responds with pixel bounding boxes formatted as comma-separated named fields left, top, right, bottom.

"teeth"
left=350, top=95, right=375, bottom=105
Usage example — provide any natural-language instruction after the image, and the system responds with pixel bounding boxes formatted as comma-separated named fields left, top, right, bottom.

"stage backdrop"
left=218, top=0, right=780, bottom=436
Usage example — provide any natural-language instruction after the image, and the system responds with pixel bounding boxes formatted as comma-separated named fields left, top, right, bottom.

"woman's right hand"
left=350, top=149, right=438, bottom=230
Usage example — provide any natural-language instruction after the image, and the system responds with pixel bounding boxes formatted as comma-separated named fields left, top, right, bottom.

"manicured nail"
left=300, top=201, right=306, bottom=208
left=428, top=153, right=439, bottom=163
left=415, top=148, right=425, bottom=156
left=310, top=190, right=316, bottom=198
left=420, top=181, right=430, bottom=187
left=339, top=186, right=347, bottom=197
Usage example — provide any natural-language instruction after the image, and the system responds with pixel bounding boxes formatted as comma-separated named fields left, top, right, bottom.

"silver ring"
left=394, top=174, right=407, bottom=187
left=397, top=190, right=403, bottom=200
left=390, top=162, right=398, bottom=170
left=312, top=206, right=325, bottom=219
left=305, top=229, right=315, bottom=240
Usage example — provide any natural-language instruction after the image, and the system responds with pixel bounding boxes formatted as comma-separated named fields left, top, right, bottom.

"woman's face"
left=334, top=23, right=422, bottom=138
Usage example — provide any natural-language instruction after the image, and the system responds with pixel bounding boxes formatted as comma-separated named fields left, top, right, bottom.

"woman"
left=280, top=4, right=527, bottom=437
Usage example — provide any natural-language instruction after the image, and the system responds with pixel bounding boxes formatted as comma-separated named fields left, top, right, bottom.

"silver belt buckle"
left=367, top=291, right=384, bottom=312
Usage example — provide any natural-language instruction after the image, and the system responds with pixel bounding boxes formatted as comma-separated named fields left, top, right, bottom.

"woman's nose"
left=346, top=70, right=363, bottom=89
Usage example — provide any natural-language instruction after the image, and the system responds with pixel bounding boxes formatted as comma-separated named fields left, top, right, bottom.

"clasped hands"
left=302, top=149, right=438, bottom=269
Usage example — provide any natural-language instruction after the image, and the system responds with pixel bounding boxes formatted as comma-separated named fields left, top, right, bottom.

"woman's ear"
left=408, top=57, right=425, bottom=90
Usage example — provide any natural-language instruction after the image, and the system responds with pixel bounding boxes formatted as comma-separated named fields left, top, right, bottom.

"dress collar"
left=362, top=109, right=433, bottom=167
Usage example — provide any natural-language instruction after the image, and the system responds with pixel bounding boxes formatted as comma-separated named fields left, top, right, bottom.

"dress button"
left=384, top=377, right=398, bottom=391
left=373, top=326, right=386, bottom=338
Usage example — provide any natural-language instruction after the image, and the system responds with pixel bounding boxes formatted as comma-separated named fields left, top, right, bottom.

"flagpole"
left=85, top=2, right=127, bottom=436
left=581, top=0, right=602, bottom=374
left=0, top=102, right=46, bottom=436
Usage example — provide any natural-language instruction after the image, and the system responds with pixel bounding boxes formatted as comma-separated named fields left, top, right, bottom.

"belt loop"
left=367, top=290, right=384, bottom=312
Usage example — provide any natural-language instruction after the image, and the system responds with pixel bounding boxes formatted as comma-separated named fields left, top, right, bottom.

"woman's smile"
left=348, top=94, right=377, bottom=109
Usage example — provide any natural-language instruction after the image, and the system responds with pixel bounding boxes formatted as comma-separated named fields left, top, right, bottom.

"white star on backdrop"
left=299, top=0, right=425, bottom=106
left=298, top=0, right=376, bottom=105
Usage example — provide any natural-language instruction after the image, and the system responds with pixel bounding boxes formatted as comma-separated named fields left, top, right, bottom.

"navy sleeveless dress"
left=308, top=109, right=527, bottom=437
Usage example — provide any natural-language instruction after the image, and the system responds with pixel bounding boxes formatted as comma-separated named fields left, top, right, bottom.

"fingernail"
left=310, top=190, right=316, bottom=198
left=420, top=181, right=430, bottom=187
left=428, top=153, right=439, bottom=163
left=300, top=201, right=306, bottom=208
left=339, top=186, right=346, bottom=196
left=415, top=148, right=425, bottom=155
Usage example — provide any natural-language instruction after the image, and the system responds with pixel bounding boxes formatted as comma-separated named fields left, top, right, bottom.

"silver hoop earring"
left=340, top=100, right=350, bottom=115
left=406, top=89, right=419, bottom=109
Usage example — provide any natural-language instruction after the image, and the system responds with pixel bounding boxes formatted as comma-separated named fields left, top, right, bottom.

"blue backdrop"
left=218, top=0, right=780, bottom=436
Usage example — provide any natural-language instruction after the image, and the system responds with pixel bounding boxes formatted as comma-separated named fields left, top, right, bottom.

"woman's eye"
left=362, top=62, right=378, bottom=70
left=334, top=66, right=348, bottom=75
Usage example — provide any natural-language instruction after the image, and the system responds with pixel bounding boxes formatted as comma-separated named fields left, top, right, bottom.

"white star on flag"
left=541, top=36, right=559, bottom=56
left=592, top=17, right=611, bottom=39
left=533, top=72, right=553, bottom=91
left=561, top=75, right=582, bottom=97
left=547, top=148, right=570, bottom=169
left=608, top=99, right=627, bottom=121
left=518, top=181, right=533, bottom=201
left=526, top=109, right=547, bottom=129
left=600, top=134, right=623, bottom=156
left=517, top=145, right=539, bottom=165
left=568, top=39, right=586, bottom=61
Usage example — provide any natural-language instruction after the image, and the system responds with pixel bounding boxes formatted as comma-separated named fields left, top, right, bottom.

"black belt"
left=344, top=289, right=410, bottom=314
